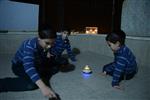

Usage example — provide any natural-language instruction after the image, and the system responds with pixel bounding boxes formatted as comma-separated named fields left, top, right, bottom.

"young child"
left=49, top=31, right=76, bottom=71
left=0, top=28, right=60, bottom=100
left=102, top=30, right=138, bottom=90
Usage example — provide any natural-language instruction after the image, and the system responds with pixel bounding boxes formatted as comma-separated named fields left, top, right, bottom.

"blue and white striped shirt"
left=50, top=35, right=76, bottom=61
left=112, top=45, right=137, bottom=86
left=12, top=37, right=41, bottom=83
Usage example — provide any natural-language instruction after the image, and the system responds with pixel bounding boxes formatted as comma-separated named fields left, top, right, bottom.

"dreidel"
left=82, top=65, right=92, bottom=74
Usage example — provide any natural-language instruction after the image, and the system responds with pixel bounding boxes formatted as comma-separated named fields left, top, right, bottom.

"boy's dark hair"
left=106, top=30, right=126, bottom=45
left=39, top=28, right=57, bottom=39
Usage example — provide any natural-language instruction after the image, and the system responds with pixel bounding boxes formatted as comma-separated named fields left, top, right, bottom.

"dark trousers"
left=55, top=55, right=69, bottom=65
left=103, top=63, right=137, bottom=81
left=0, top=62, right=38, bottom=92
left=0, top=57, right=60, bottom=92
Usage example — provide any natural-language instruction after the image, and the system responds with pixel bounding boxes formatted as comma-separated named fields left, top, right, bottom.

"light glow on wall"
left=86, top=27, right=98, bottom=34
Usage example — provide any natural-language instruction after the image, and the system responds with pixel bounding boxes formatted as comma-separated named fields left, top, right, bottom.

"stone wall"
left=121, top=0, right=150, bottom=37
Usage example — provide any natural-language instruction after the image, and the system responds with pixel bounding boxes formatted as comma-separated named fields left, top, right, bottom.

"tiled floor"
left=0, top=51, right=150, bottom=100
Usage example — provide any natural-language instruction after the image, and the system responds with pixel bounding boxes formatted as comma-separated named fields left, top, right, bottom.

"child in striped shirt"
left=49, top=31, right=76, bottom=72
left=102, top=30, right=138, bottom=90
left=0, top=28, right=60, bottom=99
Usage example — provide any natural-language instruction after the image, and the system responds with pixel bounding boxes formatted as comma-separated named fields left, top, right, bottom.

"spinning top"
left=82, top=65, right=92, bottom=74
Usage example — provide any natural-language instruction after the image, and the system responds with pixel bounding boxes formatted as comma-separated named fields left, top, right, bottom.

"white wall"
left=0, top=0, right=39, bottom=31
left=0, top=33, right=149, bottom=67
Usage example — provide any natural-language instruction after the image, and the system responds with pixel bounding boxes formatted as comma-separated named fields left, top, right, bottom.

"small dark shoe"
left=59, top=64, right=75, bottom=72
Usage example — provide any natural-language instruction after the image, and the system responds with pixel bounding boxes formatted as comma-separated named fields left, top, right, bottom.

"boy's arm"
left=23, top=44, right=41, bottom=83
left=23, top=45, right=56, bottom=98
left=65, top=39, right=76, bottom=62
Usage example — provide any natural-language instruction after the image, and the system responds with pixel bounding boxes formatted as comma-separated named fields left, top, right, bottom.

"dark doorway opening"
left=10, top=0, right=124, bottom=33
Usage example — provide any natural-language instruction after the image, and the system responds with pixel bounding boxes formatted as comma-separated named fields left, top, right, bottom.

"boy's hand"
left=71, top=60, right=77, bottom=66
left=41, top=85, right=57, bottom=98
left=49, top=93, right=61, bottom=100
left=47, top=52, right=51, bottom=58
left=36, top=79, right=57, bottom=99
left=47, top=52, right=54, bottom=58
left=71, top=58, right=77, bottom=62
left=100, top=71, right=107, bottom=76
left=113, top=85, right=124, bottom=90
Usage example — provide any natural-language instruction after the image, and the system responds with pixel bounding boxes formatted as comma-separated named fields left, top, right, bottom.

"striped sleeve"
left=65, top=40, right=76, bottom=61
left=53, top=36, right=64, bottom=55
left=23, top=42, right=40, bottom=83
left=112, top=55, right=127, bottom=86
